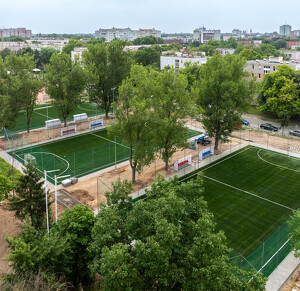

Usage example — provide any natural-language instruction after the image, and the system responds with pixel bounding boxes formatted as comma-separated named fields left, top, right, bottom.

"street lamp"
left=44, top=169, right=60, bottom=233
left=54, top=174, right=71, bottom=222
left=111, top=87, right=117, bottom=170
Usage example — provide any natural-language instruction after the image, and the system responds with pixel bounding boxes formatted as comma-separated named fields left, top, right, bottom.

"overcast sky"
left=1, top=0, right=300, bottom=34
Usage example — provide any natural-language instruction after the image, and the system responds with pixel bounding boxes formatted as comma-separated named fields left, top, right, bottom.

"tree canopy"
left=194, top=53, right=254, bottom=149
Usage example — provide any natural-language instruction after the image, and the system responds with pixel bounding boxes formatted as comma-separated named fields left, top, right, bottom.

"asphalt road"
left=242, top=114, right=300, bottom=139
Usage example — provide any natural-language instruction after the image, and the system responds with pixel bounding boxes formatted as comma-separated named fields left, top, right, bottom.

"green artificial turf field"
left=7, top=102, right=103, bottom=133
left=10, top=128, right=201, bottom=183
left=181, top=146, right=300, bottom=275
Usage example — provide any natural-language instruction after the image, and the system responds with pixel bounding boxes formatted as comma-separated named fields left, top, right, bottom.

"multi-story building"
left=245, top=57, right=300, bottom=81
left=71, top=47, right=88, bottom=62
left=160, top=54, right=207, bottom=70
left=0, top=27, right=31, bottom=38
left=215, top=48, right=235, bottom=55
left=287, top=40, right=300, bottom=49
left=279, top=24, right=292, bottom=36
left=193, top=27, right=221, bottom=44
left=137, top=28, right=161, bottom=38
left=282, top=50, right=300, bottom=61
left=95, top=27, right=161, bottom=42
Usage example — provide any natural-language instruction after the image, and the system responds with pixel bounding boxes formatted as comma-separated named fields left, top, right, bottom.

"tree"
left=289, top=210, right=300, bottom=258
left=194, top=53, right=254, bottom=149
left=274, top=39, right=287, bottom=50
left=179, top=61, right=203, bottom=91
left=8, top=161, right=52, bottom=229
left=108, top=65, right=156, bottom=183
left=153, top=69, right=192, bottom=171
left=89, top=175, right=266, bottom=290
left=4, top=53, right=44, bottom=132
left=259, top=65, right=300, bottom=128
left=39, top=47, right=58, bottom=68
left=133, top=47, right=160, bottom=68
left=5, top=220, right=73, bottom=277
left=56, top=205, right=95, bottom=285
left=0, top=174, right=12, bottom=201
left=46, top=53, right=86, bottom=126
left=0, top=48, right=11, bottom=60
left=62, top=38, right=84, bottom=55
left=83, top=40, right=132, bottom=118
left=239, top=48, right=263, bottom=60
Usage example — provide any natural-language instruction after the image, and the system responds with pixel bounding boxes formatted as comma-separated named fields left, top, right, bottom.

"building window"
left=259, top=73, right=261, bottom=79
left=252, top=73, right=254, bottom=76
left=252, top=65, right=254, bottom=69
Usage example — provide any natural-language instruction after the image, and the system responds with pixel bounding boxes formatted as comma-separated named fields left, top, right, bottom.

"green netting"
left=230, top=221, right=292, bottom=277
left=11, top=137, right=131, bottom=184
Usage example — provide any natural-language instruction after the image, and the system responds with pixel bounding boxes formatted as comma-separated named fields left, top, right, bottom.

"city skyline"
left=1, top=0, right=300, bottom=34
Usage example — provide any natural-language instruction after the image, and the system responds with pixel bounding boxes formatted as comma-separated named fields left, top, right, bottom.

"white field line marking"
left=90, top=132, right=131, bottom=149
left=257, top=149, right=300, bottom=173
left=16, top=151, right=70, bottom=179
left=78, top=104, right=98, bottom=112
left=180, top=146, right=251, bottom=183
left=34, top=110, right=55, bottom=120
left=203, top=175, right=296, bottom=212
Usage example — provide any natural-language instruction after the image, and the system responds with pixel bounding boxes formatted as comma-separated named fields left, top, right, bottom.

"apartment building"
left=0, top=27, right=31, bottom=38
left=282, top=50, right=300, bottom=61
left=287, top=41, right=300, bottom=49
left=245, top=57, right=300, bottom=81
left=95, top=27, right=161, bottom=42
left=279, top=24, right=292, bottom=37
left=193, top=27, right=221, bottom=44
left=160, top=54, right=207, bottom=70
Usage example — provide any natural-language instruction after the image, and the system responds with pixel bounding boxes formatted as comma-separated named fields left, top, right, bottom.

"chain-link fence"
left=229, top=222, right=292, bottom=277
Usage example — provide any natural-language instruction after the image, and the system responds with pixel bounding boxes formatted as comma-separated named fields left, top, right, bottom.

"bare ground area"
left=282, top=265, right=300, bottom=291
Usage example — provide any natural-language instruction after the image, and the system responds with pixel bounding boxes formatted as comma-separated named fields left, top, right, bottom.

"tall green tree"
left=56, top=205, right=95, bottom=285
left=259, top=65, right=300, bottom=128
left=4, top=53, right=44, bottom=132
left=83, top=39, right=132, bottom=118
left=46, top=53, right=86, bottom=126
left=133, top=47, right=160, bottom=69
left=108, top=65, right=156, bottom=183
left=194, top=53, right=254, bottom=149
left=89, top=175, right=266, bottom=290
left=153, top=69, right=192, bottom=171
left=0, top=174, right=12, bottom=201
left=8, top=162, right=52, bottom=229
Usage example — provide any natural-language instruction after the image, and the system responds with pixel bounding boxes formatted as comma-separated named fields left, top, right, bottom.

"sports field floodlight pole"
left=54, top=174, right=71, bottom=222
left=111, top=87, right=117, bottom=170
left=44, top=169, right=60, bottom=233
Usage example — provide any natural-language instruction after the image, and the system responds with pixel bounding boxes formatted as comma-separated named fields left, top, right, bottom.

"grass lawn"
left=182, top=146, right=299, bottom=256
left=9, top=102, right=104, bottom=133
left=11, top=128, right=202, bottom=183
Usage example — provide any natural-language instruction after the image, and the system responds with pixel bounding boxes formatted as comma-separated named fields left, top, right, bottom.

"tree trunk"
left=64, top=117, right=67, bottom=127
left=165, top=150, right=169, bottom=172
left=132, top=167, right=136, bottom=184
left=105, top=110, right=109, bottom=118
left=26, top=108, right=31, bottom=133
left=215, top=137, right=219, bottom=150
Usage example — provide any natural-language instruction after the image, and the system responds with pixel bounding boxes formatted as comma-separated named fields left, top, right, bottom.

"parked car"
left=242, top=119, right=249, bottom=126
left=260, top=123, right=278, bottom=132
left=289, top=130, right=300, bottom=137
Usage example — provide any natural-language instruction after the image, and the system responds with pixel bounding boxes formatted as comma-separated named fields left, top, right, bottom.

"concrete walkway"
left=266, top=252, right=299, bottom=291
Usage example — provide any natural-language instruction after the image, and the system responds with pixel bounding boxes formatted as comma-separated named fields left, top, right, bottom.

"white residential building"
left=160, top=55, right=207, bottom=70
left=282, top=50, right=300, bottom=61
left=193, top=27, right=221, bottom=44
left=71, top=47, right=88, bottom=62
left=95, top=27, right=161, bottom=42
left=245, top=57, right=300, bottom=81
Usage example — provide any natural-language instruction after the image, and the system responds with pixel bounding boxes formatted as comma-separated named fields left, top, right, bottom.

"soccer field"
left=10, top=128, right=201, bottom=183
left=8, top=102, right=102, bottom=133
left=181, top=146, right=300, bottom=275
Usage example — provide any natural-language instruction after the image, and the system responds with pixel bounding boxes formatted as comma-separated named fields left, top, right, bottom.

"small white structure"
left=24, top=153, right=36, bottom=165
left=62, top=179, right=72, bottom=187
left=74, top=113, right=88, bottom=124
left=160, top=55, right=207, bottom=70
left=61, top=125, right=77, bottom=136
left=199, top=146, right=215, bottom=160
left=45, top=119, right=61, bottom=130
left=174, top=155, right=192, bottom=171
left=89, top=119, right=104, bottom=129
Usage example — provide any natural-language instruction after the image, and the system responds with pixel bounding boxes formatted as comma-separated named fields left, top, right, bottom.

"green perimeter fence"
left=229, top=221, right=292, bottom=277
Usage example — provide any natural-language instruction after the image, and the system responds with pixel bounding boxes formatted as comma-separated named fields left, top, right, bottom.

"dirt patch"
left=68, top=189, right=95, bottom=209
left=0, top=203, right=22, bottom=276
left=282, top=265, right=300, bottom=291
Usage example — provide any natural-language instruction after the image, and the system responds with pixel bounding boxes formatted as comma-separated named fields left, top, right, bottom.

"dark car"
left=242, top=119, right=249, bottom=126
left=289, top=130, right=300, bottom=137
left=260, top=123, right=278, bottom=132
